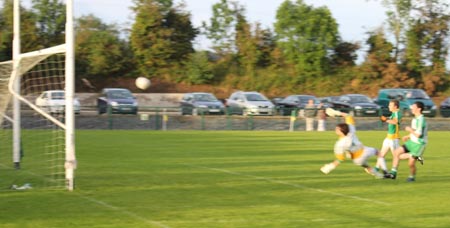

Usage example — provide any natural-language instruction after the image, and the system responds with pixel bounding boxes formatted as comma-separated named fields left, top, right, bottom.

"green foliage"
left=2, top=0, right=449, bottom=96
left=381, top=0, right=413, bottom=60
left=0, top=0, right=40, bottom=61
left=130, top=0, right=197, bottom=78
left=75, top=15, right=133, bottom=79
left=31, top=0, right=66, bottom=47
left=274, top=0, right=339, bottom=80
left=202, top=0, right=242, bottom=54
left=184, top=51, right=214, bottom=84
left=235, top=14, right=260, bottom=77
left=330, top=41, right=360, bottom=69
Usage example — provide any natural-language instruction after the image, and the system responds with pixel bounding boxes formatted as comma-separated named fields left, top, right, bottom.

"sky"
left=74, top=0, right=388, bottom=54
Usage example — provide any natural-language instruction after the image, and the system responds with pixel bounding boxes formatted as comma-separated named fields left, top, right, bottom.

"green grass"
left=1, top=130, right=450, bottom=227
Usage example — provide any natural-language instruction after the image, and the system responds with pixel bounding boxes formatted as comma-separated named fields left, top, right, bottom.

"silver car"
left=226, top=91, right=275, bottom=116
left=35, top=90, right=81, bottom=114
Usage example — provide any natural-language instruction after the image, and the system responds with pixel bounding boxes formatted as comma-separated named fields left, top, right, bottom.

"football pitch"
left=1, top=130, right=450, bottom=227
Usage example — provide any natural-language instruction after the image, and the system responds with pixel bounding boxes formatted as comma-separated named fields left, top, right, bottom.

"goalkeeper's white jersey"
left=334, top=119, right=364, bottom=161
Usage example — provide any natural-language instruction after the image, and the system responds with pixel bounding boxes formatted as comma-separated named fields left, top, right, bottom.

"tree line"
left=0, top=0, right=449, bottom=97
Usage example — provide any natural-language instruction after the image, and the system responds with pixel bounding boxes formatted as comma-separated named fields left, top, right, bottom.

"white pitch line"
left=78, top=195, right=170, bottom=228
left=0, top=163, right=170, bottom=228
left=185, top=164, right=391, bottom=206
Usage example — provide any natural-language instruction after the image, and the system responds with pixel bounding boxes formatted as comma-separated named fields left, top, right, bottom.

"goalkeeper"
left=320, top=108, right=383, bottom=178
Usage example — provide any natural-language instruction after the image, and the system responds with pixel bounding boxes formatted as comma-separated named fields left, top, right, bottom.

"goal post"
left=0, top=0, right=76, bottom=191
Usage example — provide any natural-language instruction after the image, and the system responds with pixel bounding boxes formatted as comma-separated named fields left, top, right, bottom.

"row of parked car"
left=34, top=88, right=138, bottom=115
left=33, top=88, right=450, bottom=117
left=180, top=91, right=377, bottom=117
left=180, top=88, right=450, bottom=117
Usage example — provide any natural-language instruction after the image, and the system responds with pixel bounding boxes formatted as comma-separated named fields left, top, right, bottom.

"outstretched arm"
left=320, top=160, right=340, bottom=174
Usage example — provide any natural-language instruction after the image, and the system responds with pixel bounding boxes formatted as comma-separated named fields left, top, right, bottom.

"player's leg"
left=306, top=118, right=314, bottom=131
left=317, top=119, right=325, bottom=131
left=355, top=147, right=383, bottom=178
left=376, top=138, right=390, bottom=173
left=404, top=143, right=426, bottom=181
left=385, top=144, right=407, bottom=179
left=406, top=156, right=416, bottom=182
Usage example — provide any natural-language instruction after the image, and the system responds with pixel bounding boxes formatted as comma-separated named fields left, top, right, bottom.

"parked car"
left=226, top=91, right=275, bottom=116
left=330, top=94, right=381, bottom=117
left=440, top=97, right=450, bottom=117
left=180, top=92, right=225, bottom=115
left=97, top=88, right=138, bottom=115
left=318, top=96, right=340, bottom=105
left=35, top=90, right=80, bottom=114
left=375, top=88, right=437, bottom=117
left=275, top=95, right=319, bottom=116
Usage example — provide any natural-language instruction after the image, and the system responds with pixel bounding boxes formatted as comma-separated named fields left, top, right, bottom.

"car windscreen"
left=194, top=94, right=218, bottom=102
left=296, top=96, right=316, bottom=104
left=52, top=92, right=65, bottom=100
left=245, top=93, right=267, bottom=101
left=349, top=95, right=372, bottom=103
left=108, top=90, right=133, bottom=99
left=406, top=90, right=429, bottom=99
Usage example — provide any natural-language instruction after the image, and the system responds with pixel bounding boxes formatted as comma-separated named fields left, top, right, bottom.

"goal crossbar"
left=8, top=45, right=67, bottom=130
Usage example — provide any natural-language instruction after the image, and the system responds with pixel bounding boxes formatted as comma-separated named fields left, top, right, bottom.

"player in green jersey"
left=385, top=101, right=427, bottom=182
left=376, top=99, right=401, bottom=174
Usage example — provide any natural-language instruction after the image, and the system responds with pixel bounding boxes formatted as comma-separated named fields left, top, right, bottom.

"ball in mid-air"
left=135, top=77, right=151, bottom=90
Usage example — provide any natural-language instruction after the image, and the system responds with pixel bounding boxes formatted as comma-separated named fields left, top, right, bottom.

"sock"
left=377, top=157, right=387, bottom=171
left=390, top=168, right=397, bottom=174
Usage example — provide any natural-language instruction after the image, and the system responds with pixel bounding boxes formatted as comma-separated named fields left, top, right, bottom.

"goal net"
left=0, top=0, right=76, bottom=191
left=0, top=46, right=72, bottom=190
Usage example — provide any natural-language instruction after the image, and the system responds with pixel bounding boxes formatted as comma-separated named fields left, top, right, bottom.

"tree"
left=75, top=15, right=133, bottom=80
left=130, top=0, right=197, bottom=78
left=202, top=0, right=242, bottom=55
left=402, top=0, right=450, bottom=94
left=403, top=20, right=423, bottom=77
left=184, top=51, right=214, bottom=84
left=0, top=0, right=40, bottom=61
left=274, top=0, right=339, bottom=80
left=235, top=13, right=260, bottom=77
left=330, top=41, right=360, bottom=68
left=355, top=29, right=408, bottom=93
left=380, top=0, right=413, bottom=61
left=31, top=0, right=66, bottom=47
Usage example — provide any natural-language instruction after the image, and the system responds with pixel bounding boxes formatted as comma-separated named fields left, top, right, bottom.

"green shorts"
left=404, top=140, right=426, bottom=157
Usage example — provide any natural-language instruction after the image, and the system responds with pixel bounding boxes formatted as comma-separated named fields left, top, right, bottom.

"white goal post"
left=0, top=0, right=76, bottom=191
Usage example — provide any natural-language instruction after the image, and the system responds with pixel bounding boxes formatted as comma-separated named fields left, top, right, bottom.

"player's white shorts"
left=352, top=146, right=378, bottom=166
left=381, top=138, right=400, bottom=154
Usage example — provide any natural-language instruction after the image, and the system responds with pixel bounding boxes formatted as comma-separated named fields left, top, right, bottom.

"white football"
left=135, top=77, right=151, bottom=90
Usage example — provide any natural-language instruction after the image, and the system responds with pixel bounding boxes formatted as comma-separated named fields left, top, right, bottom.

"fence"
left=13, top=106, right=450, bottom=131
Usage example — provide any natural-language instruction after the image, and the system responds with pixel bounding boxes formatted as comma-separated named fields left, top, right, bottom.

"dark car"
left=375, top=88, right=437, bottom=117
left=97, top=88, right=138, bottom=115
left=331, top=94, right=381, bottom=116
left=275, top=95, right=319, bottom=116
left=180, top=92, right=225, bottom=115
left=440, top=97, right=450, bottom=117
